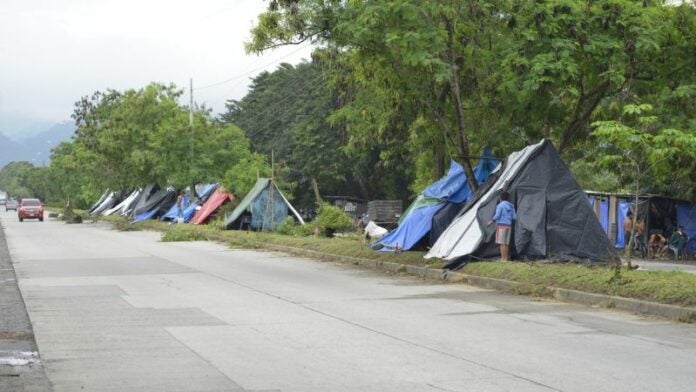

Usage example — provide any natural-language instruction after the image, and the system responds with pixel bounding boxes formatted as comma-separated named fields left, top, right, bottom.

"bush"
left=277, top=217, right=296, bottom=235
left=316, top=203, right=353, bottom=237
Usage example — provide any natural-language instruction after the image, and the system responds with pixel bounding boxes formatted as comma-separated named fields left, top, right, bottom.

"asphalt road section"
left=0, top=210, right=52, bottom=391
left=2, top=211, right=696, bottom=392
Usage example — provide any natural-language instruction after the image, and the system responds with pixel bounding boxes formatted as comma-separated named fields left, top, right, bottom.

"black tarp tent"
left=426, top=139, right=618, bottom=269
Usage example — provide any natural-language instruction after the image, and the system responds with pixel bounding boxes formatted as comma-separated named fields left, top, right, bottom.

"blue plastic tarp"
left=376, top=202, right=445, bottom=251
left=197, top=184, right=218, bottom=202
left=375, top=152, right=498, bottom=251
left=677, top=203, right=696, bottom=256
left=161, top=195, right=190, bottom=221
left=133, top=209, right=158, bottom=223
left=615, top=201, right=632, bottom=248
left=600, top=199, right=609, bottom=234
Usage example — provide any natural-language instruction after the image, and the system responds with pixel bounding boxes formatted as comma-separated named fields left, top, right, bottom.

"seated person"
left=667, top=227, right=688, bottom=259
left=648, top=233, right=666, bottom=258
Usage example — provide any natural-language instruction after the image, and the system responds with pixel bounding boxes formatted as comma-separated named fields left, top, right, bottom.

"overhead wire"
left=194, top=42, right=314, bottom=92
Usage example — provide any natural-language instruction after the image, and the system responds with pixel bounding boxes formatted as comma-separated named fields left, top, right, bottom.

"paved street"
left=2, top=211, right=696, bottom=392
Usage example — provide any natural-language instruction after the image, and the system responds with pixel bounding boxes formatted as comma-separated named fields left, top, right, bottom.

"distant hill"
left=0, top=122, right=75, bottom=168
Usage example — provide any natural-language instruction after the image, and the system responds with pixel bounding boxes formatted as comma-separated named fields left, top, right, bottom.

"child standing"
left=488, top=191, right=516, bottom=262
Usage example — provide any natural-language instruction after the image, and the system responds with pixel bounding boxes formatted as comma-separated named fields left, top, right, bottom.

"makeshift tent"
left=195, top=183, right=218, bottom=202
left=129, top=185, right=159, bottom=217
left=104, top=189, right=141, bottom=216
left=224, top=178, right=304, bottom=230
left=131, top=187, right=176, bottom=222
left=91, top=191, right=121, bottom=215
left=88, top=189, right=111, bottom=214
left=374, top=155, right=497, bottom=251
left=160, top=195, right=191, bottom=222
left=190, top=188, right=234, bottom=225
left=426, top=139, right=616, bottom=268
left=677, top=203, right=696, bottom=256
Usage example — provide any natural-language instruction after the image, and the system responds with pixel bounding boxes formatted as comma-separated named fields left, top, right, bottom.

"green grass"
left=462, top=262, right=696, bottom=307
left=46, top=210, right=696, bottom=308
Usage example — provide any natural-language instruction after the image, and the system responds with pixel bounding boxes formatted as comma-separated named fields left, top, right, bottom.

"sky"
left=0, top=0, right=313, bottom=138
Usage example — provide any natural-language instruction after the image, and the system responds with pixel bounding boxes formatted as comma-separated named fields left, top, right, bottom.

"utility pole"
left=189, top=78, right=195, bottom=197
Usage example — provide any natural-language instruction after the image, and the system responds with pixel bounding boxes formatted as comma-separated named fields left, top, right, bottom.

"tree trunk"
left=433, top=144, right=445, bottom=181
left=444, top=16, right=478, bottom=192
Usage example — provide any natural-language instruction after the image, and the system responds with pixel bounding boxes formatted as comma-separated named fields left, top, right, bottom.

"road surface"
left=2, top=210, right=696, bottom=392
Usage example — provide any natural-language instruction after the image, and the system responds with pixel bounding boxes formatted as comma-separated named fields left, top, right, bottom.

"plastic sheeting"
left=104, top=189, right=141, bottom=216
left=677, top=203, right=696, bottom=256
left=88, top=189, right=110, bottom=214
left=161, top=195, right=190, bottom=222
left=196, top=183, right=218, bottom=203
left=427, top=140, right=616, bottom=267
left=376, top=155, right=498, bottom=252
left=600, top=199, right=609, bottom=234
left=131, top=189, right=176, bottom=221
left=224, top=178, right=304, bottom=230
left=190, top=189, right=234, bottom=225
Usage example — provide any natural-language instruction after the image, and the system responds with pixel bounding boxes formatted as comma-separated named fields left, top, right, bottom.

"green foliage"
left=315, top=203, right=353, bottom=236
left=161, top=225, right=209, bottom=242
left=248, top=0, right=696, bottom=200
left=219, top=61, right=411, bottom=207
left=277, top=217, right=296, bottom=235
left=41, top=83, right=264, bottom=207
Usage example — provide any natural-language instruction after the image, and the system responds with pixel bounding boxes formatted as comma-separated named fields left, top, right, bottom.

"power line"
left=194, top=43, right=313, bottom=91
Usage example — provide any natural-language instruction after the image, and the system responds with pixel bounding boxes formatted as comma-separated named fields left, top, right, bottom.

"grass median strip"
left=461, top=262, right=696, bottom=307
left=55, top=210, right=696, bottom=309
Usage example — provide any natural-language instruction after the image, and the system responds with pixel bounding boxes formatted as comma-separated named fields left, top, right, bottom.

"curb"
left=243, top=243, right=696, bottom=324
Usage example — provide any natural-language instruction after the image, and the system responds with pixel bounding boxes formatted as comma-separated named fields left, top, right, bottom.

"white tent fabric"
left=103, top=189, right=141, bottom=216
left=277, top=188, right=305, bottom=225
left=91, top=192, right=117, bottom=216
left=425, top=140, right=546, bottom=261
left=364, top=221, right=388, bottom=240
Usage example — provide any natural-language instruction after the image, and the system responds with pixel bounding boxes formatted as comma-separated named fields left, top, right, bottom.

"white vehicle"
left=0, top=190, right=7, bottom=206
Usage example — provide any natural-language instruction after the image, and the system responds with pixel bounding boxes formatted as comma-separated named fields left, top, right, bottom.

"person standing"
left=176, top=192, right=184, bottom=222
left=623, top=211, right=634, bottom=249
left=488, top=191, right=516, bottom=262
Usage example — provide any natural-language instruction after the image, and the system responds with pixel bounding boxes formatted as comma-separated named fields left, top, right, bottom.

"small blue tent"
left=374, top=152, right=498, bottom=251
left=160, top=195, right=198, bottom=223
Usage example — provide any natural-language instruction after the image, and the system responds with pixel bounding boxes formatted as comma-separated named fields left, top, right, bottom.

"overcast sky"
left=0, top=0, right=313, bottom=137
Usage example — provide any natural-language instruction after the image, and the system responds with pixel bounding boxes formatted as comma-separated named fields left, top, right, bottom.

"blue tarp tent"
left=677, top=203, right=696, bottom=256
left=374, top=152, right=498, bottom=251
left=161, top=195, right=194, bottom=223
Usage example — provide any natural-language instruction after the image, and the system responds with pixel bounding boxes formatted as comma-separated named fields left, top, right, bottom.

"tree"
left=593, top=103, right=696, bottom=265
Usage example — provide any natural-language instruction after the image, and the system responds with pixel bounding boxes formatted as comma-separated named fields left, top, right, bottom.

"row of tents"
left=88, top=178, right=305, bottom=230
left=373, top=139, right=621, bottom=269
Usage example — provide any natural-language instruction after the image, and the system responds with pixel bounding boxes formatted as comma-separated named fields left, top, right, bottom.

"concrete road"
left=2, top=211, right=696, bottom=392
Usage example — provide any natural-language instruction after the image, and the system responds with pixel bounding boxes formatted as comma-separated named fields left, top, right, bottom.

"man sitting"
left=648, top=233, right=666, bottom=258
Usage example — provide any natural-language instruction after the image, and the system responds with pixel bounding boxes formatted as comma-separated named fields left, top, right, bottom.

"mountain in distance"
left=0, top=121, right=76, bottom=168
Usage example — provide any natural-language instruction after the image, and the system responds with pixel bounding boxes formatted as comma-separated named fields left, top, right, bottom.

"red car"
left=18, top=198, right=44, bottom=222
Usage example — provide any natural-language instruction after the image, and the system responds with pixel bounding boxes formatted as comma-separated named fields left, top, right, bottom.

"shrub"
left=316, top=203, right=353, bottom=237
left=277, top=217, right=296, bottom=235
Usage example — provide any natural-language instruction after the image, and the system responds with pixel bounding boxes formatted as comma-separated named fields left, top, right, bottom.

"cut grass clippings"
left=51, top=210, right=696, bottom=309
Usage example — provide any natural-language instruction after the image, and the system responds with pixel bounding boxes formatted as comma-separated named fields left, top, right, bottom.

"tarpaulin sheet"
left=377, top=155, right=497, bottom=252
left=427, top=140, right=615, bottom=267
left=677, top=203, right=696, bottom=256
left=133, top=208, right=158, bottom=223
left=600, top=199, right=609, bottom=234
left=191, top=189, right=234, bottom=225
left=224, top=178, right=304, bottom=230
left=374, top=202, right=445, bottom=251
left=161, top=195, right=190, bottom=221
